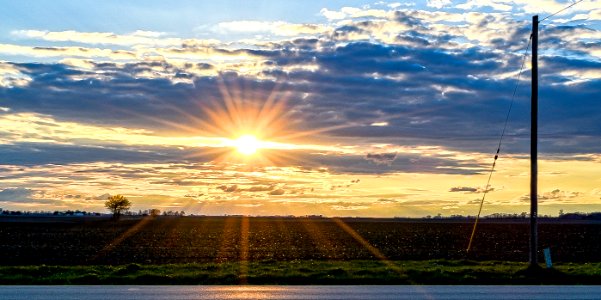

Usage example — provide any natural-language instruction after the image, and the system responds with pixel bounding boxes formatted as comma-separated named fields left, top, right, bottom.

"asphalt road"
left=1, top=285, right=600, bottom=300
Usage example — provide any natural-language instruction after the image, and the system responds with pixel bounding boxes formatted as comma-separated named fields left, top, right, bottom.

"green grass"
left=1, top=260, right=600, bottom=285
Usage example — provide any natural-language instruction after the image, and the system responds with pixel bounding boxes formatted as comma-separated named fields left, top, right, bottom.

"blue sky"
left=0, top=0, right=600, bottom=216
left=0, top=1, right=376, bottom=38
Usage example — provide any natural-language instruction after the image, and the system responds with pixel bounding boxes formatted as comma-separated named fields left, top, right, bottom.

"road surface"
left=1, top=285, right=600, bottom=300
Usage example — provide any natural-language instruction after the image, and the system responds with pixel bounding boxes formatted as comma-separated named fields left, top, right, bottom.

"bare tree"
left=104, top=195, right=131, bottom=219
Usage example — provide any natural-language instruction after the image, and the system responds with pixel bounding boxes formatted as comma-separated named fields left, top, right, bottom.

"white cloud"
left=518, top=0, right=582, bottom=14
left=560, top=69, right=601, bottom=82
left=456, top=0, right=513, bottom=11
left=457, top=0, right=599, bottom=15
left=320, top=6, right=390, bottom=21
left=320, top=8, right=347, bottom=20
left=0, top=62, right=32, bottom=88
left=12, top=29, right=188, bottom=47
left=570, top=8, right=601, bottom=21
left=427, top=0, right=452, bottom=9
left=0, top=43, right=137, bottom=60
left=0, top=112, right=229, bottom=148
left=212, top=20, right=329, bottom=37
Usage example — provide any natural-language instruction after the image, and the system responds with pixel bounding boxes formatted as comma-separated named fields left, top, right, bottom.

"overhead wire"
left=540, top=0, right=585, bottom=22
left=466, top=35, right=532, bottom=253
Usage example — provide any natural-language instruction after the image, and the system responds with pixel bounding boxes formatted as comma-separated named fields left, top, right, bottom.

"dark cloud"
left=306, top=152, right=485, bottom=175
left=217, top=185, right=238, bottom=193
left=394, top=11, right=425, bottom=27
left=0, top=188, right=61, bottom=205
left=0, top=142, right=201, bottom=165
left=449, top=186, right=478, bottom=193
left=269, top=189, right=285, bottom=195
left=449, top=186, right=494, bottom=193
left=0, top=140, right=488, bottom=175
left=0, top=15, right=599, bottom=175
left=0, top=187, right=35, bottom=202
left=93, top=193, right=111, bottom=200
left=520, top=189, right=581, bottom=203
left=365, top=152, right=397, bottom=165
left=216, top=185, right=276, bottom=193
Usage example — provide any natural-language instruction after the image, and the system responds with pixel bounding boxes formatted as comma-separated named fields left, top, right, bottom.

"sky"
left=0, top=0, right=600, bottom=217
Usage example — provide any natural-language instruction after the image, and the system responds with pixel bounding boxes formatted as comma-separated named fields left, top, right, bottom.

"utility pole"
left=530, top=15, right=539, bottom=267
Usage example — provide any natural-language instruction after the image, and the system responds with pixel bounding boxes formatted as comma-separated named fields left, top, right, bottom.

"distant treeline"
left=556, top=212, right=601, bottom=220
left=0, top=209, right=185, bottom=217
left=0, top=209, right=100, bottom=216
left=429, top=212, right=601, bottom=220
left=1, top=209, right=601, bottom=220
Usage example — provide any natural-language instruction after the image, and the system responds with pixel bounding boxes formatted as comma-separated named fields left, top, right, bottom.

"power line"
left=466, top=0, right=585, bottom=255
left=467, top=35, right=533, bottom=253
left=540, top=0, right=585, bottom=22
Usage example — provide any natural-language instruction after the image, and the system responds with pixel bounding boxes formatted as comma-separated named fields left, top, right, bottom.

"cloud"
left=246, top=185, right=275, bottom=192
left=517, top=0, right=584, bottom=14
left=3, top=20, right=599, bottom=158
left=0, top=143, right=183, bottom=165
left=11, top=30, right=191, bottom=47
left=0, top=3, right=599, bottom=216
left=365, top=152, right=397, bottom=165
left=320, top=8, right=347, bottom=20
left=329, top=201, right=371, bottom=210
left=520, top=189, right=582, bottom=203
left=427, top=0, right=451, bottom=9
left=0, top=62, right=32, bottom=88
left=235, top=203, right=263, bottom=207
left=0, top=112, right=234, bottom=150
left=213, top=21, right=329, bottom=37
left=320, top=7, right=391, bottom=21
left=217, top=185, right=238, bottom=193
left=449, top=186, right=494, bottom=193
left=456, top=0, right=513, bottom=11
left=93, top=193, right=111, bottom=200
left=269, top=189, right=285, bottom=196
left=377, top=198, right=398, bottom=203
left=0, top=43, right=137, bottom=60
left=1, top=8, right=599, bottom=157
left=449, top=186, right=478, bottom=193
left=0, top=187, right=35, bottom=202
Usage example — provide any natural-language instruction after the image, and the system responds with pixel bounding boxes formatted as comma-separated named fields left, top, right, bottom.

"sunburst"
left=112, top=76, right=354, bottom=166
left=184, top=78, right=338, bottom=166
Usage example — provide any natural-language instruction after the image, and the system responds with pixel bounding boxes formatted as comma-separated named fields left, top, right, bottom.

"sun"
left=233, top=135, right=262, bottom=155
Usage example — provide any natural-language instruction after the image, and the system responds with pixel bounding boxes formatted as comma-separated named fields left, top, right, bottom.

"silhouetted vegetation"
left=0, top=209, right=100, bottom=216
left=104, top=195, right=132, bottom=219
left=558, top=212, right=601, bottom=220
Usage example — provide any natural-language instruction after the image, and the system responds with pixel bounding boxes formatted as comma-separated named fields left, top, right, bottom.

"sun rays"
left=157, top=77, right=354, bottom=168
left=27, top=74, right=362, bottom=172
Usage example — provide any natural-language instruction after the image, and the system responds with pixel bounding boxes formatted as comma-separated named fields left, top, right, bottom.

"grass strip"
left=1, top=260, right=600, bottom=285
